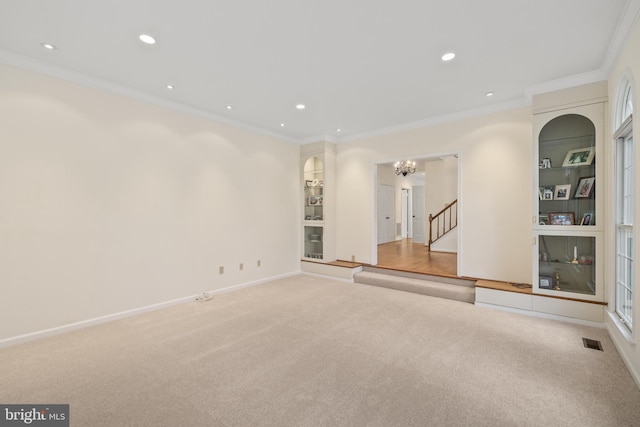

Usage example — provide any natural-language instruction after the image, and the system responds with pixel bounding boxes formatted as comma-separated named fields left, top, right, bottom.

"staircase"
left=354, top=266, right=476, bottom=304
left=428, top=199, right=457, bottom=251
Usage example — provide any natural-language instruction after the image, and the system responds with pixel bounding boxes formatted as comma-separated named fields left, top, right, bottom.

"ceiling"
left=0, top=0, right=637, bottom=143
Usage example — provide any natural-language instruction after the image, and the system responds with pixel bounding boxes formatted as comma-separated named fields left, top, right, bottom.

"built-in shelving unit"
left=533, top=103, right=604, bottom=304
left=301, top=142, right=335, bottom=263
left=476, top=84, right=608, bottom=323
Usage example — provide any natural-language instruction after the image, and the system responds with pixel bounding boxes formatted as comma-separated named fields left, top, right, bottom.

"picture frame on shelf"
left=574, top=177, right=595, bottom=198
left=548, top=212, right=575, bottom=225
left=306, top=195, right=323, bottom=206
left=539, top=276, right=554, bottom=289
left=562, top=147, right=595, bottom=167
left=542, top=187, right=554, bottom=200
left=539, top=158, right=552, bottom=169
left=554, top=184, right=571, bottom=200
left=580, top=212, right=594, bottom=225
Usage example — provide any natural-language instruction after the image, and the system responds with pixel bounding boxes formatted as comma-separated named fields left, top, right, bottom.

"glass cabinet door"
left=304, top=226, right=323, bottom=259
left=538, top=114, right=596, bottom=227
left=303, top=157, right=324, bottom=222
left=537, top=234, right=595, bottom=296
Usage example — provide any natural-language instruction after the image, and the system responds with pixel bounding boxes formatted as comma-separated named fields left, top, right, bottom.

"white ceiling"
left=0, top=0, right=637, bottom=143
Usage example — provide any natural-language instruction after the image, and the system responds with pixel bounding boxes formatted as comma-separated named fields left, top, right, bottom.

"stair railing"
left=428, top=199, right=458, bottom=251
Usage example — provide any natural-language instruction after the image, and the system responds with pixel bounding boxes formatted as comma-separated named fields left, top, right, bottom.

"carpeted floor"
left=1, top=274, right=639, bottom=426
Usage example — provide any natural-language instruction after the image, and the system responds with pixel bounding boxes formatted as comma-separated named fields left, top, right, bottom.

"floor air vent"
left=582, top=338, right=603, bottom=351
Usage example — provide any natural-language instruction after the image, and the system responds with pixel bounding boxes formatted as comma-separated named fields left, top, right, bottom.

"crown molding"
left=338, top=97, right=530, bottom=143
left=0, top=49, right=298, bottom=145
left=601, top=0, right=640, bottom=75
left=524, top=0, right=640, bottom=103
left=298, top=134, right=338, bottom=145
left=523, top=69, right=609, bottom=103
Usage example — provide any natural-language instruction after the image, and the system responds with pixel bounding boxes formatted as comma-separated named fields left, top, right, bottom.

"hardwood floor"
left=376, top=239, right=457, bottom=277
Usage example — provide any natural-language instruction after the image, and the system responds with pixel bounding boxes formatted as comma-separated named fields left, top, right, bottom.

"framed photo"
left=562, top=147, right=594, bottom=167
left=548, top=212, right=575, bottom=225
left=574, top=177, right=595, bottom=198
left=541, top=187, right=554, bottom=200
left=539, top=276, right=554, bottom=289
left=554, top=184, right=571, bottom=200
left=539, top=158, right=552, bottom=169
left=581, top=212, right=594, bottom=225
left=306, top=195, right=323, bottom=206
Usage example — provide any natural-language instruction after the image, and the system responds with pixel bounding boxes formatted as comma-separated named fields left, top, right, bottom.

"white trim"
left=0, top=271, right=299, bottom=349
left=614, top=73, right=634, bottom=130
left=608, top=311, right=636, bottom=345
left=524, top=70, right=608, bottom=102
left=299, top=135, right=338, bottom=145
left=532, top=98, right=609, bottom=116
left=0, top=49, right=298, bottom=145
left=302, top=271, right=355, bottom=284
left=338, top=98, right=530, bottom=143
left=600, top=0, right=640, bottom=75
left=606, top=314, right=640, bottom=390
left=474, top=301, right=606, bottom=329
left=614, top=114, right=634, bottom=139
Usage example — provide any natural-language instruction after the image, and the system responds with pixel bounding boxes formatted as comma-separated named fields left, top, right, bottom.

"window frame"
left=613, top=76, right=634, bottom=332
left=615, top=119, right=633, bottom=329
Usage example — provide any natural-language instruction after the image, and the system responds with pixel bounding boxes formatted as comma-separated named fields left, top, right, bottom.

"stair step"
left=354, top=271, right=475, bottom=304
left=362, top=266, right=475, bottom=288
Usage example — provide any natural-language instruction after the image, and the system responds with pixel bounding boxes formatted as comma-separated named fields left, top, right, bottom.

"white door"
left=378, top=184, right=395, bottom=244
left=401, top=188, right=409, bottom=238
left=412, top=185, right=425, bottom=244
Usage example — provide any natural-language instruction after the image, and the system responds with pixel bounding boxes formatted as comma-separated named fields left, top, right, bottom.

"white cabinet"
left=301, top=142, right=335, bottom=262
left=533, top=103, right=604, bottom=302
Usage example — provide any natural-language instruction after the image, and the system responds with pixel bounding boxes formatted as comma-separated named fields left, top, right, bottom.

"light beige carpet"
left=1, top=274, right=639, bottom=426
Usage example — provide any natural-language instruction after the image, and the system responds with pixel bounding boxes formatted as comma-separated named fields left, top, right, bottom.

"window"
left=623, top=84, right=634, bottom=119
left=614, top=78, right=634, bottom=330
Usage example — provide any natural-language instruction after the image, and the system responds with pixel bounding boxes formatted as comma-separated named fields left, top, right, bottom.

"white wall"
left=425, top=156, right=457, bottom=218
left=0, top=64, right=300, bottom=342
left=336, top=107, right=532, bottom=282
left=425, top=156, right=458, bottom=252
left=606, top=15, right=640, bottom=387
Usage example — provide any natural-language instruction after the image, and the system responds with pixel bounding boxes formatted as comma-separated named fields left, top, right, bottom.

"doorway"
left=375, top=155, right=459, bottom=276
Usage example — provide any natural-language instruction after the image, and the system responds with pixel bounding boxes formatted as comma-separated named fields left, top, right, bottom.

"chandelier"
left=394, top=160, right=416, bottom=176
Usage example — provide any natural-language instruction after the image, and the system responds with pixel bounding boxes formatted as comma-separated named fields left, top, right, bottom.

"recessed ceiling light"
left=485, top=91, right=495, bottom=97
left=139, top=34, right=156, bottom=45
left=295, top=104, right=306, bottom=110
left=441, top=52, right=456, bottom=61
left=41, top=42, right=57, bottom=50
left=226, top=105, right=233, bottom=110
left=280, top=123, right=285, bottom=127
left=166, top=84, right=174, bottom=90
left=336, top=128, right=341, bottom=132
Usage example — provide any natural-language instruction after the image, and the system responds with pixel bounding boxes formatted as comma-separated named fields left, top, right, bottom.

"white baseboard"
left=474, top=301, right=605, bottom=329
left=605, top=313, right=640, bottom=391
left=302, top=271, right=355, bottom=283
left=0, top=271, right=299, bottom=349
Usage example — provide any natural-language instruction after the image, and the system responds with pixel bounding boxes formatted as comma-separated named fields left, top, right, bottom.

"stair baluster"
left=428, top=199, right=458, bottom=251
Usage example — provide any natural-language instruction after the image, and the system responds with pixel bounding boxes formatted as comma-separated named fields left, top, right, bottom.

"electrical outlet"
left=257, top=260, right=261, bottom=267
left=239, top=263, right=244, bottom=270
left=219, top=266, right=224, bottom=274
left=351, top=255, right=356, bottom=262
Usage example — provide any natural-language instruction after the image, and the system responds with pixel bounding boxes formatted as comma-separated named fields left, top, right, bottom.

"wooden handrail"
left=428, top=199, right=458, bottom=251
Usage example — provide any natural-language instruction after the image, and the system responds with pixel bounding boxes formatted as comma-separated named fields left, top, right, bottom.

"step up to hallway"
left=354, top=266, right=476, bottom=304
